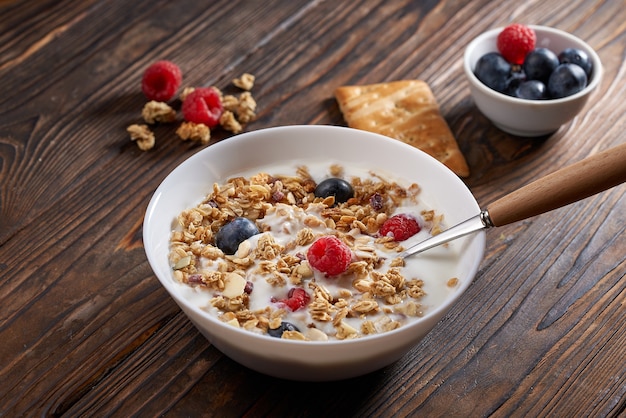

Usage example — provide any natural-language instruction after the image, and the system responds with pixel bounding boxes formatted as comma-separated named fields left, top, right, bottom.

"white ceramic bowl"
left=464, top=25, right=602, bottom=137
left=143, top=125, right=485, bottom=381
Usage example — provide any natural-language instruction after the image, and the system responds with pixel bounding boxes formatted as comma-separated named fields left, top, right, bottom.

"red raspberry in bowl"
left=273, top=288, right=310, bottom=311
left=141, top=60, right=182, bottom=102
left=307, top=236, right=352, bottom=277
left=497, top=23, right=536, bottom=65
left=379, top=214, right=420, bottom=241
left=182, top=87, right=223, bottom=128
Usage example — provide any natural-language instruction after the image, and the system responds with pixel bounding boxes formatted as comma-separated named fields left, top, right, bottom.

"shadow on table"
left=168, top=351, right=391, bottom=417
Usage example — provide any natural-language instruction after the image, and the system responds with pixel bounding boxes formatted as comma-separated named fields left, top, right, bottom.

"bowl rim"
left=143, top=125, right=486, bottom=347
left=463, top=24, right=603, bottom=105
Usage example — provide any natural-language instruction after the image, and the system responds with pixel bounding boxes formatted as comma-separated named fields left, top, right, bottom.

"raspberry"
left=182, top=87, right=223, bottom=128
left=141, top=60, right=182, bottom=102
left=379, top=214, right=420, bottom=241
left=307, top=236, right=352, bottom=277
left=273, top=288, right=310, bottom=311
left=497, top=24, right=536, bottom=65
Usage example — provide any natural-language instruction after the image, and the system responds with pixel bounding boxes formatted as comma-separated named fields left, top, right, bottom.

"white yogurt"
left=171, top=163, right=462, bottom=341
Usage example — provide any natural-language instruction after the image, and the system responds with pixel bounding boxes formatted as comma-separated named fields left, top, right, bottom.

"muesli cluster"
left=127, top=59, right=257, bottom=150
left=169, top=164, right=457, bottom=341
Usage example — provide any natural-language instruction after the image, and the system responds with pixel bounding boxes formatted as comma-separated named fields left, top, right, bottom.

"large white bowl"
left=464, top=25, right=602, bottom=137
left=143, top=125, right=485, bottom=381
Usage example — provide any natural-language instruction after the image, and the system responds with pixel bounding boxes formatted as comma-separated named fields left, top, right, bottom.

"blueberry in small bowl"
left=522, top=48, right=559, bottom=84
left=464, top=24, right=602, bottom=137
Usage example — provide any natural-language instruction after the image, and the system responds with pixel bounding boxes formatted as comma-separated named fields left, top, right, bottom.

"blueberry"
left=314, top=178, right=354, bottom=204
left=558, top=48, right=593, bottom=78
left=504, top=70, right=527, bottom=96
left=515, top=80, right=548, bottom=100
left=214, top=217, right=260, bottom=255
left=267, top=321, right=299, bottom=338
left=547, top=63, right=588, bottom=99
left=474, top=52, right=512, bottom=93
left=523, top=48, right=559, bottom=83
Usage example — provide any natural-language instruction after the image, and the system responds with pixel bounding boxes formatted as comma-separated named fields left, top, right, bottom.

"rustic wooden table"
left=1, top=0, right=624, bottom=416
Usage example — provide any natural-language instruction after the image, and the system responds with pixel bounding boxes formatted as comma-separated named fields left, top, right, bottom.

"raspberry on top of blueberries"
left=475, top=24, right=593, bottom=100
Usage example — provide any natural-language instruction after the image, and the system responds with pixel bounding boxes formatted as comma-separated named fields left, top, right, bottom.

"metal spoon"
left=400, top=142, right=626, bottom=258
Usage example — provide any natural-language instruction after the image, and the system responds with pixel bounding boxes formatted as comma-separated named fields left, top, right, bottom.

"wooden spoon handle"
left=486, top=143, right=626, bottom=227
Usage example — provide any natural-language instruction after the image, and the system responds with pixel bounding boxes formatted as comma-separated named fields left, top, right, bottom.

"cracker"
left=335, top=80, right=469, bottom=177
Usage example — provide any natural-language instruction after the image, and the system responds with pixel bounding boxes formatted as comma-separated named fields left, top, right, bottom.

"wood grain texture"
left=1, top=0, right=624, bottom=416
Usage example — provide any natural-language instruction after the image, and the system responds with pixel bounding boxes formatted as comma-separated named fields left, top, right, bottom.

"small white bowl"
left=464, top=25, right=603, bottom=137
left=143, top=125, right=485, bottom=381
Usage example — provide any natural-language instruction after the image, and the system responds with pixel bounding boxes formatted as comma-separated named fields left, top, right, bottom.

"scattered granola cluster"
left=127, top=62, right=257, bottom=151
left=169, top=164, right=456, bottom=342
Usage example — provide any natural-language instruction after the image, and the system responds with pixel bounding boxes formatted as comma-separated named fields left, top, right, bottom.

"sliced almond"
left=173, top=255, right=191, bottom=270
left=222, top=272, right=247, bottom=298
left=225, top=317, right=240, bottom=328
left=305, top=327, right=329, bottom=341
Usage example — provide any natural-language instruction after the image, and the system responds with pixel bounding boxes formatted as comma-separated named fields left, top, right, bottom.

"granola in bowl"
left=169, top=162, right=460, bottom=341
left=144, top=125, right=485, bottom=380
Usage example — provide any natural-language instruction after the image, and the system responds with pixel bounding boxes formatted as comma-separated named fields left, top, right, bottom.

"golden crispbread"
left=335, top=80, right=469, bottom=177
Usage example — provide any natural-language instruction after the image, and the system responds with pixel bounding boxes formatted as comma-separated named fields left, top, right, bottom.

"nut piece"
left=233, top=73, right=255, bottom=91
left=127, top=124, right=155, bottom=151
left=222, top=94, right=239, bottom=112
left=223, top=314, right=240, bottom=328
left=294, top=261, right=313, bottom=278
left=180, top=86, right=195, bottom=101
left=173, top=255, right=192, bottom=270
left=176, top=121, right=211, bottom=144
left=236, top=92, right=257, bottom=123
left=282, top=330, right=306, bottom=340
left=222, top=272, right=247, bottom=299
left=305, top=327, right=329, bottom=341
left=219, top=110, right=242, bottom=133
left=142, top=101, right=176, bottom=124
left=335, top=321, right=358, bottom=340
